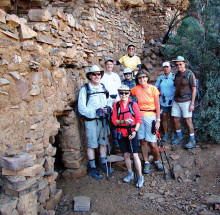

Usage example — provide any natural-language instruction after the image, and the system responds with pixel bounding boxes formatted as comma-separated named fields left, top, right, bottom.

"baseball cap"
left=162, top=62, right=171, bottom=67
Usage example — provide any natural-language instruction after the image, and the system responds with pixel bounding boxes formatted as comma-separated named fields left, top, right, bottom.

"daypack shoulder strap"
left=116, top=101, right=120, bottom=119
left=128, top=101, right=135, bottom=117
left=116, top=101, right=135, bottom=119
left=100, top=83, right=109, bottom=99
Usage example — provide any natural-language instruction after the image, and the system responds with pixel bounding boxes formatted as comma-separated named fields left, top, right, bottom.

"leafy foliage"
left=161, top=0, right=220, bottom=143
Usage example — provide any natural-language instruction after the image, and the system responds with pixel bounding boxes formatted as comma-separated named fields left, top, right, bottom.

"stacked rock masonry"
left=0, top=0, right=188, bottom=214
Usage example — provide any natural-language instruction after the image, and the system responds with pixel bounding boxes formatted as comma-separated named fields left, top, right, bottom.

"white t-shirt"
left=100, top=72, right=121, bottom=106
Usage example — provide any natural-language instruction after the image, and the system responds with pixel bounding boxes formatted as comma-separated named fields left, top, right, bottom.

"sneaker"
left=184, top=139, right=196, bottom=149
left=155, top=161, right=164, bottom=171
left=143, top=163, right=151, bottom=174
left=100, top=164, right=114, bottom=174
left=162, top=134, right=169, bottom=142
left=113, top=143, right=120, bottom=150
left=123, top=171, right=134, bottom=183
left=136, top=175, right=144, bottom=188
left=171, top=135, right=184, bottom=145
left=171, top=133, right=176, bottom=142
left=89, top=168, right=103, bottom=179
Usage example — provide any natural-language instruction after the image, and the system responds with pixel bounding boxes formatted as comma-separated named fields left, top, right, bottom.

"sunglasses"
left=91, top=73, right=101, bottom=76
left=125, top=73, right=132, bottom=75
left=119, top=91, right=129, bottom=95
left=128, top=48, right=135, bottom=50
left=176, top=63, right=183, bottom=66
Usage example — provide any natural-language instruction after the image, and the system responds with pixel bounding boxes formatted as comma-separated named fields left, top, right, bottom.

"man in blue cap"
left=171, top=56, right=197, bottom=149
left=100, top=57, right=121, bottom=149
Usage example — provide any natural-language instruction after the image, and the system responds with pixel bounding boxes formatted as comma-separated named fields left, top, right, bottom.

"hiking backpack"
left=84, top=83, right=109, bottom=105
left=116, top=101, right=135, bottom=119
left=174, top=71, right=200, bottom=101
left=79, top=83, right=109, bottom=121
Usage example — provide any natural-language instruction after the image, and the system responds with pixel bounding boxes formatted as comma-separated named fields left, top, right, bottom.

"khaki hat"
left=172, top=56, right=185, bottom=62
left=86, top=65, right=104, bottom=80
left=118, top=85, right=130, bottom=91
left=123, top=68, right=133, bottom=74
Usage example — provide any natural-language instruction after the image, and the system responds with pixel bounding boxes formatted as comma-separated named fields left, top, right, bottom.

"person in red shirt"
left=131, top=71, right=164, bottom=174
left=112, top=85, right=144, bottom=188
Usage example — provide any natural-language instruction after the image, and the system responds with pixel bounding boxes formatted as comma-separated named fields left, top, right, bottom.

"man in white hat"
left=155, top=62, right=175, bottom=142
left=100, top=57, right=121, bottom=149
left=171, top=56, right=197, bottom=149
left=78, top=65, right=113, bottom=179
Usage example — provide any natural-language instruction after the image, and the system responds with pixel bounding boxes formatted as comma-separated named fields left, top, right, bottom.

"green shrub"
left=161, top=13, right=220, bottom=143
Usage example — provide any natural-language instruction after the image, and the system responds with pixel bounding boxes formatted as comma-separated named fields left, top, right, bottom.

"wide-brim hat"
left=86, top=65, right=104, bottom=80
left=135, top=71, right=150, bottom=84
left=118, top=85, right=130, bottom=91
left=123, top=68, right=133, bottom=74
left=104, top=57, right=114, bottom=64
left=172, top=56, right=185, bottom=62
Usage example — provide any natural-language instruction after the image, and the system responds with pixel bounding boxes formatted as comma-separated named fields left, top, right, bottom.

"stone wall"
left=0, top=2, right=144, bottom=214
left=132, top=0, right=189, bottom=43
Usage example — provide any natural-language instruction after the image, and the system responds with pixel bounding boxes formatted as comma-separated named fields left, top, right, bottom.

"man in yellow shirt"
left=114, top=44, right=141, bottom=76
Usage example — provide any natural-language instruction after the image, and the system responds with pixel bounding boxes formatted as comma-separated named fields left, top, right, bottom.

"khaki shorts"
left=137, top=116, right=157, bottom=143
left=85, top=118, right=109, bottom=148
left=171, top=101, right=192, bottom=118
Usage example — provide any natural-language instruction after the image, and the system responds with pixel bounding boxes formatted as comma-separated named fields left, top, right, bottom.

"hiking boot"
left=100, top=164, right=114, bottom=174
left=155, top=161, right=164, bottom=171
left=162, top=134, right=169, bottom=142
left=184, top=139, right=196, bottom=149
left=171, top=133, right=176, bottom=142
left=171, top=135, right=184, bottom=145
left=89, top=168, right=103, bottom=179
left=123, top=171, right=134, bottom=183
left=143, top=163, right=151, bottom=174
left=136, top=175, right=144, bottom=188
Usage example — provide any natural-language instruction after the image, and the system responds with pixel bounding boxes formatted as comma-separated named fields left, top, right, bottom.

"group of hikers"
left=78, top=43, right=197, bottom=188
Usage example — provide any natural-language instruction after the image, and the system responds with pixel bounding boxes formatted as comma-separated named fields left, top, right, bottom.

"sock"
left=89, top=159, right=96, bottom=169
left=154, top=161, right=159, bottom=164
left=176, top=130, right=182, bottom=137
left=100, top=156, right=106, bottom=166
left=145, top=161, right=149, bottom=164
left=189, top=133, right=195, bottom=141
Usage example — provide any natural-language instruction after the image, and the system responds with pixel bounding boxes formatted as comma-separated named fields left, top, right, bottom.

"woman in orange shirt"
left=130, top=71, right=164, bottom=174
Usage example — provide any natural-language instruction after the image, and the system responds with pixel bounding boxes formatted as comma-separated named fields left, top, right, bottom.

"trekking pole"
left=127, top=122, right=140, bottom=191
left=156, top=130, right=175, bottom=180
left=156, top=130, right=168, bottom=181
left=105, top=113, right=112, bottom=177
left=102, top=117, right=109, bottom=181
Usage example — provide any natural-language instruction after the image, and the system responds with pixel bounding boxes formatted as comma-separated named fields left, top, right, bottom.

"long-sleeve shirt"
left=111, top=99, right=142, bottom=137
left=155, top=72, right=175, bottom=107
left=78, top=82, right=111, bottom=119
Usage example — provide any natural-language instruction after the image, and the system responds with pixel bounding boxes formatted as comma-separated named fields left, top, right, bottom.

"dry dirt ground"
left=55, top=141, right=220, bottom=215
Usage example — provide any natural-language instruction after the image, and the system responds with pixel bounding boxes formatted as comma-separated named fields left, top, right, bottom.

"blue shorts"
left=161, top=106, right=172, bottom=113
left=118, top=134, right=138, bottom=153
